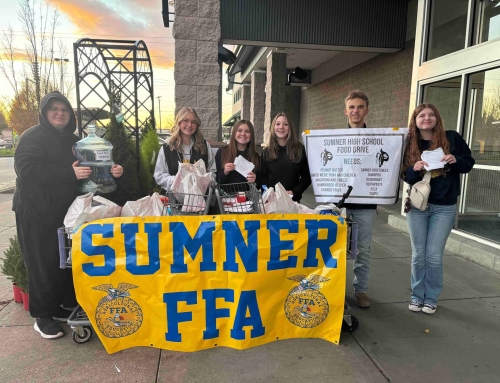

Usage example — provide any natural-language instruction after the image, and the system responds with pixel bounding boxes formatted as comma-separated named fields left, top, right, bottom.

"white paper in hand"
left=234, top=155, right=255, bottom=178
left=421, top=148, right=447, bottom=171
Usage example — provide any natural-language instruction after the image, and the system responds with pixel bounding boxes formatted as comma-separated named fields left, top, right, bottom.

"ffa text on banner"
left=71, top=214, right=347, bottom=354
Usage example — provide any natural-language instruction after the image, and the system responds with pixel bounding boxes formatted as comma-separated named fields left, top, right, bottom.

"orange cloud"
left=49, top=1, right=101, bottom=30
left=0, top=51, right=31, bottom=61
left=48, top=0, right=174, bottom=69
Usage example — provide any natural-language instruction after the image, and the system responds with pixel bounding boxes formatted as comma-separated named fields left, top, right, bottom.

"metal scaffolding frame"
left=73, top=39, right=154, bottom=156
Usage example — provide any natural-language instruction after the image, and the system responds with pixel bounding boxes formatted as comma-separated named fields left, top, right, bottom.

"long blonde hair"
left=264, top=112, right=303, bottom=163
left=168, top=107, right=206, bottom=155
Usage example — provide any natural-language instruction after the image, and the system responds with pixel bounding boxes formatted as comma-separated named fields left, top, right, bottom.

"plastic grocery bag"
left=64, top=193, right=122, bottom=229
left=121, top=193, right=164, bottom=217
left=296, top=203, right=316, bottom=214
left=314, top=204, right=346, bottom=217
left=274, top=182, right=298, bottom=214
left=262, top=187, right=276, bottom=214
left=179, top=173, right=206, bottom=213
left=171, top=159, right=212, bottom=196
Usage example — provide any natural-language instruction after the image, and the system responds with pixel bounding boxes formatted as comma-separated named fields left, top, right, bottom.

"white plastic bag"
left=274, top=182, right=298, bottom=214
left=314, top=204, right=346, bottom=217
left=171, top=159, right=212, bottom=195
left=296, top=203, right=316, bottom=214
left=121, top=193, right=164, bottom=217
left=262, top=187, right=276, bottom=214
left=180, top=173, right=206, bottom=213
left=64, top=193, right=122, bottom=229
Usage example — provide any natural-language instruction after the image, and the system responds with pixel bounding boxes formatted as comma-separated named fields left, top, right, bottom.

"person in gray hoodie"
left=13, top=91, right=123, bottom=339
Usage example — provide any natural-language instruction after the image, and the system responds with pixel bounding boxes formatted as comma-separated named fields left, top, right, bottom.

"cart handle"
left=336, top=186, right=353, bottom=209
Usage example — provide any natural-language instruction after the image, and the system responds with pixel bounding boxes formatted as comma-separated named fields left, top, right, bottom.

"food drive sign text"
left=71, top=215, right=347, bottom=354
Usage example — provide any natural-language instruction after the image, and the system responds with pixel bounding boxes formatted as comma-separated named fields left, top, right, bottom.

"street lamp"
left=157, top=96, right=162, bottom=133
left=54, top=58, right=69, bottom=93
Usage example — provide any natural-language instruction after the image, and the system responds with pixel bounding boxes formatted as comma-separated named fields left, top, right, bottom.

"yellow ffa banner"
left=71, top=214, right=347, bottom=354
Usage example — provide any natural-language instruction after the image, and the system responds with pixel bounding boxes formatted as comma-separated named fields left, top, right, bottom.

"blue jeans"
left=407, top=203, right=456, bottom=306
left=347, top=209, right=374, bottom=294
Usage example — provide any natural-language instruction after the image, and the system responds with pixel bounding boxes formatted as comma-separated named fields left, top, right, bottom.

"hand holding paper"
left=421, top=148, right=447, bottom=171
left=234, top=155, right=255, bottom=178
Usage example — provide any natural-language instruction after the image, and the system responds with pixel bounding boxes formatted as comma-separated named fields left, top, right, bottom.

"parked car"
left=158, top=132, right=172, bottom=145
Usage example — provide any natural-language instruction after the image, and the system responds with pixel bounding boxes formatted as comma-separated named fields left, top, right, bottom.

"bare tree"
left=0, top=0, right=73, bottom=134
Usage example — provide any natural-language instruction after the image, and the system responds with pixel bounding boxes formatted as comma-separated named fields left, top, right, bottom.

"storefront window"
left=476, top=0, right=500, bottom=44
left=457, top=69, right=500, bottom=243
left=422, top=76, right=462, bottom=130
left=426, top=0, right=469, bottom=61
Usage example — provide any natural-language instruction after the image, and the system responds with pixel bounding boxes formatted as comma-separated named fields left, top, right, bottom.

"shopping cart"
left=215, top=182, right=264, bottom=214
left=163, top=182, right=215, bottom=216
left=303, top=186, right=360, bottom=333
left=58, top=226, right=94, bottom=344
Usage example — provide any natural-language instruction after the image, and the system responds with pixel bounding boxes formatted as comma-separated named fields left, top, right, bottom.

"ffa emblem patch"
left=92, top=283, right=143, bottom=338
left=284, top=274, right=329, bottom=328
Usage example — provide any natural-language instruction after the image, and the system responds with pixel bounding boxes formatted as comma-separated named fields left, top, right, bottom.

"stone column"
left=250, top=70, right=266, bottom=145
left=263, top=50, right=287, bottom=145
left=240, top=84, right=251, bottom=121
left=172, top=0, right=221, bottom=141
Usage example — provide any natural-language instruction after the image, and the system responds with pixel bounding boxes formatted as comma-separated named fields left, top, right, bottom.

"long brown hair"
left=402, top=103, right=450, bottom=177
left=221, top=120, right=260, bottom=169
left=264, top=112, right=303, bottom=163
left=168, top=107, right=206, bottom=155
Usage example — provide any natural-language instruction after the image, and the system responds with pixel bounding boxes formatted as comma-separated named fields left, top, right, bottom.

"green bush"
left=0, top=236, right=28, bottom=292
left=139, top=128, right=161, bottom=196
left=103, top=116, right=142, bottom=206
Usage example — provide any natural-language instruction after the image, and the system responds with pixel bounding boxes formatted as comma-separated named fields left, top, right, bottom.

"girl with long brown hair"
left=261, top=112, right=311, bottom=202
left=154, top=107, right=216, bottom=192
left=402, top=103, right=474, bottom=315
left=215, top=120, right=259, bottom=185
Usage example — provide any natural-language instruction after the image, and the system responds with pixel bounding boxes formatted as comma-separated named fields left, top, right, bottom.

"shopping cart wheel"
left=342, top=315, right=359, bottom=333
left=72, top=326, right=93, bottom=344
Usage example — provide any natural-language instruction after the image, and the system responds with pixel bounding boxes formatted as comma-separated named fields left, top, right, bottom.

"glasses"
left=180, top=119, right=198, bottom=126
left=48, top=107, right=71, bottom=114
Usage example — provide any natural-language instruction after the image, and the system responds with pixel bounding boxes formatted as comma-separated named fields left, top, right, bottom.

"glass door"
left=458, top=69, right=500, bottom=243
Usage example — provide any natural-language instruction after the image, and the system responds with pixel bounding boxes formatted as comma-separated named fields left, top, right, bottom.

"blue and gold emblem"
left=284, top=274, right=330, bottom=328
left=92, top=283, right=143, bottom=338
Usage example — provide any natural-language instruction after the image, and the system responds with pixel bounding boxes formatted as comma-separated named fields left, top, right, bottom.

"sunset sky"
left=0, top=0, right=232, bottom=128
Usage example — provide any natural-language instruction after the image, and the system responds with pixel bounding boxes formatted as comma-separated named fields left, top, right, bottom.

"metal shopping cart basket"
left=58, top=226, right=94, bottom=344
left=163, top=181, right=215, bottom=216
left=215, top=182, right=264, bottom=214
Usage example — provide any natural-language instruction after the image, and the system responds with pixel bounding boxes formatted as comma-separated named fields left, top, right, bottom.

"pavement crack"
left=155, top=348, right=162, bottom=383
left=351, top=333, right=392, bottom=382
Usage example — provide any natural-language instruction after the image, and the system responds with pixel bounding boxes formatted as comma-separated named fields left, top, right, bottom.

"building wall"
left=299, top=41, right=415, bottom=133
left=284, top=86, right=302, bottom=137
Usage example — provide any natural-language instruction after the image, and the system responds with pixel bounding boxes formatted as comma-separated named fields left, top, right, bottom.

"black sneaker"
left=34, top=317, right=64, bottom=339
left=52, top=307, right=71, bottom=322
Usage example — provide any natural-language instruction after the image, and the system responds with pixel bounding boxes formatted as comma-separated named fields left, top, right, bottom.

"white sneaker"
left=422, top=304, right=437, bottom=315
left=34, top=317, right=64, bottom=339
left=409, top=300, right=423, bottom=312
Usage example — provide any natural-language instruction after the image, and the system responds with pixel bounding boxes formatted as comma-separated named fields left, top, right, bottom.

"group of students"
left=153, top=91, right=475, bottom=318
left=14, top=89, right=474, bottom=341
left=153, top=107, right=312, bottom=202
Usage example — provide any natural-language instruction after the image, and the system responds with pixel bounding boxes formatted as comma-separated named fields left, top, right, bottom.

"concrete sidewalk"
left=1, top=189, right=500, bottom=383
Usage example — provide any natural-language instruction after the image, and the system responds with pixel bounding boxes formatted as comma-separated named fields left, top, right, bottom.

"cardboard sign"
left=303, top=128, right=409, bottom=204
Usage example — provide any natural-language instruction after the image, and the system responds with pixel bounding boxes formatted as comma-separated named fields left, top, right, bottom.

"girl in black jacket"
left=215, top=120, right=259, bottom=187
left=402, top=103, right=474, bottom=315
left=261, top=112, right=311, bottom=202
